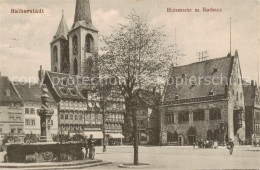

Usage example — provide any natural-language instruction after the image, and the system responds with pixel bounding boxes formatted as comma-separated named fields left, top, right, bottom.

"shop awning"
left=109, top=133, right=125, bottom=138
left=83, top=131, right=103, bottom=139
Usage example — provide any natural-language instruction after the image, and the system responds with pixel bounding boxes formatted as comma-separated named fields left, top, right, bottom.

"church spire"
left=54, top=10, right=69, bottom=41
left=74, top=0, right=92, bottom=23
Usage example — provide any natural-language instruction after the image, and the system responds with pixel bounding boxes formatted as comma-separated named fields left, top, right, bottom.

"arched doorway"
left=178, top=134, right=184, bottom=146
left=73, top=58, right=78, bottom=75
left=187, top=127, right=197, bottom=145
left=207, top=130, right=213, bottom=140
left=214, top=129, right=219, bottom=141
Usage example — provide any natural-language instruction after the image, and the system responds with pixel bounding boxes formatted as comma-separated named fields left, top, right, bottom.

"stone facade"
left=161, top=51, right=245, bottom=145
left=0, top=76, right=24, bottom=144
left=244, top=81, right=260, bottom=142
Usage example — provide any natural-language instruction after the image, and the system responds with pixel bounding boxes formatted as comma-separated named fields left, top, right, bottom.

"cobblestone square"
left=90, top=145, right=260, bottom=169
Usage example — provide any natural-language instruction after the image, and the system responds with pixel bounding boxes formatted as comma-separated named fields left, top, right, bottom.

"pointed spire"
left=74, top=0, right=92, bottom=23
left=54, top=10, right=69, bottom=40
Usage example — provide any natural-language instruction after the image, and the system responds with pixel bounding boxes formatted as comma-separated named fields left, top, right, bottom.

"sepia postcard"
left=0, top=0, right=259, bottom=169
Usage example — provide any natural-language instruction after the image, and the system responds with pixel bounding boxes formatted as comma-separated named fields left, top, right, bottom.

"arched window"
left=73, top=58, right=78, bottom=75
left=85, top=34, right=94, bottom=53
left=207, top=130, right=213, bottom=140
left=53, top=46, right=58, bottom=63
left=72, top=35, right=78, bottom=55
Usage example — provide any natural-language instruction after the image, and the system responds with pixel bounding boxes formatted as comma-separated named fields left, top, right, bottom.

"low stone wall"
left=6, top=142, right=87, bottom=163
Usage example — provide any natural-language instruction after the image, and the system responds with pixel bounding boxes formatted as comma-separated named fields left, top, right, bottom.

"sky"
left=0, top=0, right=259, bottom=83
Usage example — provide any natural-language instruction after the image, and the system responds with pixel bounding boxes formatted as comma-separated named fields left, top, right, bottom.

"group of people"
left=195, top=139, right=218, bottom=149
left=193, top=138, right=235, bottom=155
left=82, top=134, right=96, bottom=159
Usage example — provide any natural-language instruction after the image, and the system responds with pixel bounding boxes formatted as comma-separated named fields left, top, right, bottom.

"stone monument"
left=37, top=88, right=54, bottom=142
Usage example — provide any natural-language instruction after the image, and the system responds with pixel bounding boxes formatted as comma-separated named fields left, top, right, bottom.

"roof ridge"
left=10, top=80, right=22, bottom=100
left=172, top=55, right=233, bottom=69
left=47, top=70, right=81, bottom=77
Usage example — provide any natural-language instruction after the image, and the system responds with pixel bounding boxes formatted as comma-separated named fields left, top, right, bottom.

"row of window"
left=255, top=124, right=260, bottom=134
left=61, top=114, right=83, bottom=120
left=232, top=90, right=243, bottom=101
left=10, top=128, right=23, bottom=134
left=166, top=108, right=221, bottom=123
left=25, top=108, right=35, bottom=114
left=25, top=119, right=54, bottom=126
left=9, top=116, right=22, bottom=122
left=72, top=34, right=95, bottom=55
left=9, top=102, right=20, bottom=109
left=25, top=119, right=36, bottom=125
left=105, top=124, right=122, bottom=129
left=0, top=128, right=23, bottom=134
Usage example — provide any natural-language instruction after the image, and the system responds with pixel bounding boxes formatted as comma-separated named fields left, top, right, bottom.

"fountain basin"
left=5, top=142, right=87, bottom=163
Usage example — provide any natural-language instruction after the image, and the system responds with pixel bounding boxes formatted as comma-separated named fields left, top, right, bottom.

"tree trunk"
left=132, top=107, right=138, bottom=165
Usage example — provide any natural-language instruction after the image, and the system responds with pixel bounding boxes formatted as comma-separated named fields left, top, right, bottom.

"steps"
left=0, top=159, right=111, bottom=169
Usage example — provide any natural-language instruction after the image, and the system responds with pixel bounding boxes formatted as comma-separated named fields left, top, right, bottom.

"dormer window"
left=6, top=89, right=11, bottom=96
left=175, top=93, right=179, bottom=100
left=213, top=64, right=218, bottom=72
left=209, top=89, right=214, bottom=96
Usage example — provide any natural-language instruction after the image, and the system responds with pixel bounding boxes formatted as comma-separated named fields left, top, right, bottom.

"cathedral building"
left=40, top=0, right=125, bottom=144
left=161, top=51, right=245, bottom=145
left=50, top=0, right=99, bottom=77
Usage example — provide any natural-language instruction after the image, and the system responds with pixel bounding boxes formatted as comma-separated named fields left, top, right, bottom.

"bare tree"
left=99, top=11, right=173, bottom=165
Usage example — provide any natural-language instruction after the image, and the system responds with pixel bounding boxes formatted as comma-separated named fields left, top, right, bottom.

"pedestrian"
left=193, top=142, right=196, bottom=149
left=82, top=147, right=86, bottom=158
left=227, top=138, right=234, bottom=155
left=88, top=134, right=96, bottom=159
left=213, top=140, right=218, bottom=149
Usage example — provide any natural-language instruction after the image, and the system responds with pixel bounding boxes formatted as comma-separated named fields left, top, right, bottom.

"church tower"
left=50, top=11, right=70, bottom=74
left=68, top=0, right=99, bottom=77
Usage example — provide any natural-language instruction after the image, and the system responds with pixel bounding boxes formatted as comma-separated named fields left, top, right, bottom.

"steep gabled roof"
left=52, top=11, right=69, bottom=42
left=0, top=76, right=22, bottom=102
left=135, top=89, right=160, bottom=106
left=13, top=83, right=55, bottom=103
left=70, top=0, right=98, bottom=32
left=70, top=20, right=98, bottom=32
left=45, top=71, right=85, bottom=100
left=164, top=56, right=234, bottom=102
left=74, top=0, right=92, bottom=23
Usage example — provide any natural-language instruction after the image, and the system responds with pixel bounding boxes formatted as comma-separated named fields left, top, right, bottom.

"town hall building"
left=161, top=51, right=245, bottom=145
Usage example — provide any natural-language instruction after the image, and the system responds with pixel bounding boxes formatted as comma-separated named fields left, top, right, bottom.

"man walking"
left=227, top=138, right=234, bottom=155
